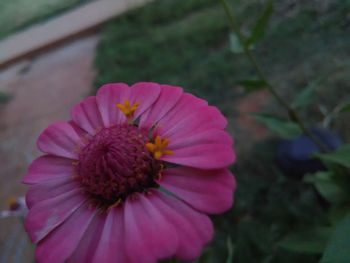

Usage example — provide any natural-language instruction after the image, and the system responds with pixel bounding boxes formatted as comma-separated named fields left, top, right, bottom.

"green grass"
left=0, top=0, right=89, bottom=40
left=95, top=0, right=250, bottom=114
left=94, top=0, right=350, bottom=262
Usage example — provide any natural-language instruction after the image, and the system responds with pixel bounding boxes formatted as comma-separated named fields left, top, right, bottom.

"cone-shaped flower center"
left=77, top=124, right=161, bottom=207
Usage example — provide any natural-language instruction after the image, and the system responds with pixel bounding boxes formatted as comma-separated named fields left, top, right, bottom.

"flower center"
left=76, top=124, right=161, bottom=207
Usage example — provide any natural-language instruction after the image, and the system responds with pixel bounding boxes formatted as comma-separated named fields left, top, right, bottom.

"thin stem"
left=219, top=0, right=330, bottom=152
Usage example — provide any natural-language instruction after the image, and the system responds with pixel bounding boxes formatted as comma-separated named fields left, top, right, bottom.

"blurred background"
left=0, top=0, right=349, bottom=262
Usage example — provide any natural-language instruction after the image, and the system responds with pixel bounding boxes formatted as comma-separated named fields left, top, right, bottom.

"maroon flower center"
left=76, top=124, right=161, bottom=207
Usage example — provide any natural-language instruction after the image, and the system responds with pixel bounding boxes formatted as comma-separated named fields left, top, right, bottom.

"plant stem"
left=219, top=0, right=330, bottom=152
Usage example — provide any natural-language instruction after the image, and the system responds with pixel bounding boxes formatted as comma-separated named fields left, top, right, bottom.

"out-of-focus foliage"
left=244, top=0, right=273, bottom=47
left=236, top=79, right=267, bottom=92
left=291, top=78, right=323, bottom=110
left=95, top=0, right=237, bottom=112
left=252, top=113, right=302, bottom=139
left=320, top=213, right=350, bottom=263
left=304, top=171, right=347, bottom=204
left=338, top=102, right=350, bottom=113
left=278, top=226, right=331, bottom=254
left=229, top=32, right=245, bottom=54
left=315, top=144, right=350, bottom=168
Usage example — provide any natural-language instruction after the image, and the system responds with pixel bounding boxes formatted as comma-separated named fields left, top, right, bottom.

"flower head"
left=23, top=82, right=236, bottom=263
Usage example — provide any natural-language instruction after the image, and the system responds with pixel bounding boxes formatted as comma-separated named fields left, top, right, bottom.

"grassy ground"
left=0, top=0, right=90, bottom=40
left=94, top=0, right=350, bottom=262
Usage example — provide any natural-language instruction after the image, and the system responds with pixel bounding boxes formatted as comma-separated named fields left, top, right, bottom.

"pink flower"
left=23, top=82, right=236, bottom=263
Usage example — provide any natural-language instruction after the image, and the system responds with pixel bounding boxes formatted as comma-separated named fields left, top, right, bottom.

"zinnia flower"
left=23, top=82, right=236, bottom=263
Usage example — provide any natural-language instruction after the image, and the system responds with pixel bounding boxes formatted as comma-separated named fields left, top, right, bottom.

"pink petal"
left=37, top=121, right=82, bottom=159
left=71, top=96, right=104, bottom=135
left=170, top=129, right=233, bottom=150
left=96, top=83, right=130, bottom=127
left=25, top=188, right=85, bottom=243
left=68, top=213, right=107, bottom=263
left=26, top=177, right=78, bottom=208
left=23, top=155, right=74, bottom=184
left=159, top=92, right=207, bottom=122
left=151, top=191, right=214, bottom=261
left=92, top=207, right=127, bottom=263
left=124, top=193, right=178, bottom=263
left=96, top=82, right=161, bottom=127
left=158, top=93, right=221, bottom=135
left=35, top=203, right=96, bottom=263
left=139, top=84, right=183, bottom=129
left=129, top=82, right=161, bottom=119
left=69, top=120, right=90, bottom=138
left=159, top=167, right=236, bottom=214
left=158, top=106, right=228, bottom=139
left=163, top=144, right=235, bottom=169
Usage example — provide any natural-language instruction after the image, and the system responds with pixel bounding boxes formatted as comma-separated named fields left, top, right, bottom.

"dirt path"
left=0, top=34, right=99, bottom=262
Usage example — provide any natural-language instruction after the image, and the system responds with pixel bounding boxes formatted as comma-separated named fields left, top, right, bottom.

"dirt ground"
left=0, top=34, right=99, bottom=263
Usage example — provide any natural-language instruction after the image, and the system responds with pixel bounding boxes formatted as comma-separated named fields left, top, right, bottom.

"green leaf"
left=237, top=79, right=267, bottom=92
left=229, top=32, right=244, bottom=54
left=321, top=213, right=350, bottom=263
left=304, top=171, right=347, bottom=203
left=329, top=205, right=350, bottom=225
left=279, top=227, right=331, bottom=254
left=338, top=101, right=350, bottom=113
left=314, top=144, right=350, bottom=168
left=193, top=247, right=213, bottom=263
left=226, top=236, right=234, bottom=263
left=252, top=113, right=302, bottom=139
left=291, top=78, right=322, bottom=109
left=245, top=0, right=274, bottom=47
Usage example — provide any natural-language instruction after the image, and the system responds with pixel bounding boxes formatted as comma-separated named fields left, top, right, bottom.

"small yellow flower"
left=146, top=135, right=173, bottom=159
left=116, top=99, right=140, bottom=119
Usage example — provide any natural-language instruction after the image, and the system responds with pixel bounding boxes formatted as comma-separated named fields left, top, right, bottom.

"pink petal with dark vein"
left=35, top=202, right=96, bottom=263
left=163, top=144, right=235, bottom=169
left=23, top=155, right=74, bottom=184
left=159, top=167, right=235, bottom=214
left=96, top=83, right=129, bottom=127
left=71, top=96, right=104, bottom=135
left=37, top=122, right=82, bottom=159
left=139, top=84, right=183, bottom=129
left=26, top=177, right=78, bottom=208
left=91, top=207, right=127, bottom=263
left=68, top=213, right=107, bottom=263
left=151, top=191, right=214, bottom=260
left=124, top=193, right=178, bottom=263
left=25, top=188, right=85, bottom=243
